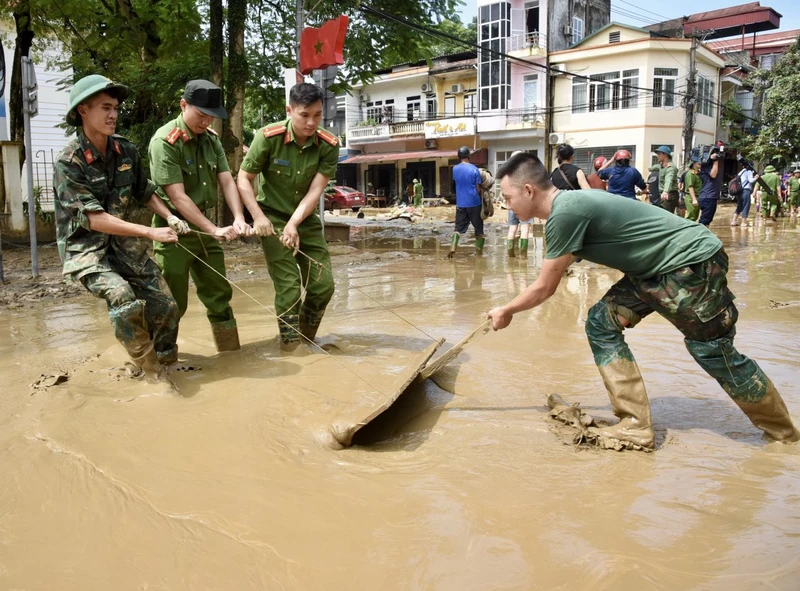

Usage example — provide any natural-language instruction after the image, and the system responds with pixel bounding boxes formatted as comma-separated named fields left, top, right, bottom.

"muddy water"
left=1, top=215, right=799, bottom=590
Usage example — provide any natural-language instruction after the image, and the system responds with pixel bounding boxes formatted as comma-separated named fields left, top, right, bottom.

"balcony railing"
left=348, top=114, right=477, bottom=143
left=348, top=124, right=390, bottom=142
left=508, top=31, right=547, bottom=53
left=390, top=120, right=425, bottom=137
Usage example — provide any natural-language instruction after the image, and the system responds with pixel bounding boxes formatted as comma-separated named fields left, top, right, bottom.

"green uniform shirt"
left=684, top=169, right=703, bottom=198
left=545, top=190, right=722, bottom=280
left=788, top=177, right=800, bottom=195
left=761, top=172, right=780, bottom=198
left=53, top=131, right=157, bottom=279
left=148, top=115, right=230, bottom=213
left=239, top=119, right=339, bottom=218
left=658, top=162, right=678, bottom=193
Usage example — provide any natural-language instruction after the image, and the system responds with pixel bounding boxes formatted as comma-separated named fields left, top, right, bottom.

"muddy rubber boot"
left=447, top=233, right=460, bottom=259
left=211, top=320, right=241, bottom=352
left=300, top=308, right=325, bottom=343
left=734, top=379, right=800, bottom=443
left=279, top=314, right=302, bottom=352
left=590, top=359, right=655, bottom=450
left=506, top=239, right=516, bottom=258
left=519, top=238, right=529, bottom=259
left=475, top=237, right=485, bottom=255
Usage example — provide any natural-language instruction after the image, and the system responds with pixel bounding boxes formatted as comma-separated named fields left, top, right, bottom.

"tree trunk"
left=11, top=1, right=34, bottom=169
left=208, top=0, right=225, bottom=225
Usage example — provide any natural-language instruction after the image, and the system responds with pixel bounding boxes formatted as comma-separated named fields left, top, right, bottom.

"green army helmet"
left=764, top=165, right=777, bottom=173
left=66, top=74, right=129, bottom=126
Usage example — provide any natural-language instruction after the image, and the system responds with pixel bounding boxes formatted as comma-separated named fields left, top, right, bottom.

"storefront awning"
left=341, top=148, right=488, bottom=166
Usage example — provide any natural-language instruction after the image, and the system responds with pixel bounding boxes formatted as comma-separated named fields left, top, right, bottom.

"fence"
left=31, top=149, right=57, bottom=212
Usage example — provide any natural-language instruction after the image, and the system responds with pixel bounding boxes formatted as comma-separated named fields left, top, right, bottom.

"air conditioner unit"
left=563, top=25, right=573, bottom=36
left=451, top=83, right=465, bottom=94
left=548, top=132, right=565, bottom=145
left=550, top=63, right=566, bottom=76
left=421, top=83, right=432, bottom=93
left=425, top=139, right=438, bottom=149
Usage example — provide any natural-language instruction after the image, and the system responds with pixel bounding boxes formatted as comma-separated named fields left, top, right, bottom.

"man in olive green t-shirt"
left=486, top=152, right=799, bottom=451
left=149, top=80, right=252, bottom=353
left=237, top=83, right=338, bottom=351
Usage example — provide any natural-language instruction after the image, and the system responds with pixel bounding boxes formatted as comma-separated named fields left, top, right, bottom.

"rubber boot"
left=475, top=236, right=485, bottom=255
left=279, top=314, right=302, bottom=352
left=300, top=308, right=325, bottom=343
left=447, top=233, right=460, bottom=259
left=734, top=379, right=800, bottom=442
left=519, top=238, right=529, bottom=259
left=591, top=358, right=655, bottom=450
left=506, top=239, right=516, bottom=258
left=211, top=319, right=241, bottom=352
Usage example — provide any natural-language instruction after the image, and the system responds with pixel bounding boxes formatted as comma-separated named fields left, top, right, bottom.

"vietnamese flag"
left=299, top=15, right=349, bottom=75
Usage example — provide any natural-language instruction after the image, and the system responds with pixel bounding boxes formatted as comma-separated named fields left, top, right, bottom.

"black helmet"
left=457, top=146, right=471, bottom=160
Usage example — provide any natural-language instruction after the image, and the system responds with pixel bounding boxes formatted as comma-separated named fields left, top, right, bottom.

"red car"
left=324, top=186, right=365, bottom=211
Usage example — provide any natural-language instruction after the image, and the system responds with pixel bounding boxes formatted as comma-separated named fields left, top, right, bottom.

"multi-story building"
left=475, top=0, right=610, bottom=177
left=342, top=52, right=485, bottom=202
left=550, top=22, right=724, bottom=173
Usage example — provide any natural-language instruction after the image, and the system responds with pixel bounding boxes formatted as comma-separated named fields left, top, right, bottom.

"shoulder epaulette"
left=263, top=124, right=285, bottom=139
left=83, top=149, right=95, bottom=165
left=316, top=128, right=339, bottom=147
left=164, top=127, right=189, bottom=145
left=206, top=127, right=218, bottom=136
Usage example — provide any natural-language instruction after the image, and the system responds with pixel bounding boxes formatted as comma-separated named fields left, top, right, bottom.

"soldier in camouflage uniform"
left=237, top=83, right=338, bottom=351
left=53, top=75, right=181, bottom=379
left=487, top=152, right=799, bottom=450
left=149, top=80, right=252, bottom=353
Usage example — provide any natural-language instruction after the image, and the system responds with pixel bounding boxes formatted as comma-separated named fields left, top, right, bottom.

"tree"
left=9, top=0, right=34, bottom=166
left=428, top=16, right=477, bottom=56
left=750, top=37, right=800, bottom=164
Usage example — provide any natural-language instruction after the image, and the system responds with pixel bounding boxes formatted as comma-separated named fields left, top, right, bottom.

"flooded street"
left=1, top=211, right=799, bottom=590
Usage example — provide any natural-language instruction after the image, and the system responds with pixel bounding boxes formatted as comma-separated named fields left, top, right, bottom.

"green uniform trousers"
left=762, top=195, right=781, bottom=219
left=80, top=255, right=180, bottom=364
left=260, top=213, right=334, bottom=343
left=154, top=232, right=234, bottom=325
left=684, top=197, right=700, bottom=221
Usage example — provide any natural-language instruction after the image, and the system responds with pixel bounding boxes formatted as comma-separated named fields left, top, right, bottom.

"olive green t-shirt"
left=545, top=190, right=722, bottom=279
left=239, top=119, right=339, bottom=218
left=148, top=115, right=230, bottom=213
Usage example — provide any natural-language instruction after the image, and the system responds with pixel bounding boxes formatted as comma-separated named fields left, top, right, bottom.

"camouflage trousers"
left=586, top=248, right=770, bottom=403
left=80, top=256, right=180, bottom=365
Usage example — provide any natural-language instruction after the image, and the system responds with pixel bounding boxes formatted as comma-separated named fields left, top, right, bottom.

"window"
left=573, top=146, right=635, bottom=175
left=464, top=93, right=476, bottom=115
left=383, top=99, right=394, bottom=124
left=572, top=16, right=584, bottom=45
left=444, top=96, right=456, bottom=117
left=525, top=0, right=540, bottom=44
left=479, top=2, right=511, bottom=111
left=495, top=149, right=538, bottom=178
left=523, top=74, right=539, bottom=110
left=573, top=70, right=639, bottom=112
left=760, top=54, right=778, bottom=70
left=406, top=95, right=421, bottom=121
left=697, top=76, right=715, bottom=117
left=426, top=96, right=438, bottom=118
left=365, top=101, right=382, bottom=123
left=609, top=31, right=621, bottom=44
left=653, top=67, right=678, bottom=108
left=734, top=90, right=754, bottom=129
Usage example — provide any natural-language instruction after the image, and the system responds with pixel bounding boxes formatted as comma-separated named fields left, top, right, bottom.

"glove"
left=167, top=215, right=191, bottom=235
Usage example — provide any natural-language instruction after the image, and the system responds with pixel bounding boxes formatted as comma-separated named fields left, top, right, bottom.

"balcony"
left=348, top=116, right=461, bottom=144
left=508, top=31, right=547, bottom=58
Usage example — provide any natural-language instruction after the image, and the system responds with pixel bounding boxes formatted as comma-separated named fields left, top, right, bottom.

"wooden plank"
left=329, top=338, right=444, bottom=447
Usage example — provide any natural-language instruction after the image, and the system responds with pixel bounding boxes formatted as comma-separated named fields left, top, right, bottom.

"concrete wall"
left=549, top=0, right=611, bottom=52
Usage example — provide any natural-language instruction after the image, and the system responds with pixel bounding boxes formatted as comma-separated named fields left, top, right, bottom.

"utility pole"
left=22, top=56, right=39, bottom=278
left=682, top=35, right=698, bottom=168
left=296, top=0, right=304, bottom=71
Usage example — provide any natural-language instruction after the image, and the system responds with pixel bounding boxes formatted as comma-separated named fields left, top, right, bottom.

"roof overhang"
left=684, top=5, right=781, bottom=39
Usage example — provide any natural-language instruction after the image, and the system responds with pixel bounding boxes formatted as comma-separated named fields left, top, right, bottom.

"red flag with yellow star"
left=299, top=15, right=349, bottom=75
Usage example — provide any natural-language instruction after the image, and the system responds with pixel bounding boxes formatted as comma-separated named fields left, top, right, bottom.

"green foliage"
left=751, top=36, right=800, bottom=163
left=428, top=15, right=477, bottom=56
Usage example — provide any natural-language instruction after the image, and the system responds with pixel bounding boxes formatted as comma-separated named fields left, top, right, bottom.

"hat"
left=764, top=165, right=777, bottom=173
left=794, top=169, right=800, bottom=174
left=183, top=80, right=228, bottom=119
left=66, top=75, right=129, bottom=126
left=413, top=178, right=419, bottom=183
left=655, top=145, right=672, bottom=157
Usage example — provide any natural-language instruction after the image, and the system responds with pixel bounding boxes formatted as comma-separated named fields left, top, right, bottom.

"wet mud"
left=1, top=205, right=799, bottom=589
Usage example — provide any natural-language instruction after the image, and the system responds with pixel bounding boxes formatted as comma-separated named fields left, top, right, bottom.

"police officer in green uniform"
left=237, top=83, right=338, bottom=351
left=53, top=75, right=180, bottom=380
left=759, top=165, right=782, bottom=220
left=149, top=80, right=252, bottom=352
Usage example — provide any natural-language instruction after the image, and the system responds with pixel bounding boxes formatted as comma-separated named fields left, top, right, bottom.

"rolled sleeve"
left=240, top=131, right=270, bottom=175
left=317, top=142, right=338, bottom=180
left=148, top=139, right=185, bottom=186
left=54, top=157, right=106, bottom=230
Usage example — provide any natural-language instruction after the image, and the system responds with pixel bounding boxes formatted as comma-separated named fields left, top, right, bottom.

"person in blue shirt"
left=698, top=151, right=722, bottom=226
left=448, top=146, right=485, bottom=258
left=597, top=150, right=647, bottom=199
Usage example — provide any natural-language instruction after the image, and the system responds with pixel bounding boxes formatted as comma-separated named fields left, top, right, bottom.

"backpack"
left=728, top=173, right=743, bottom=197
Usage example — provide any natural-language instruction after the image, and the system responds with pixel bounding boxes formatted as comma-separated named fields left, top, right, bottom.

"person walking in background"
left=697, top=150, right=723, bottom=226
left=550, top=144, right=591, bottom=190
left=655, top=146, right=679, bottom=214
left=597, top=150, right=647, bottom=200
left=404, top=180, right=414, bottom=206
left=448, top=146, right=485, bottom=258
left=683, top=159, right=702, bottom=222
left=760, top=165, right=782, bottom=221
left=506, top=208, right=533, bottom=259
left=788, top=169, right=800, bottom=216
left=412, top=178, right=424, bottom=207
left=586, top=156, right=607, bottom=190
left=730, top=165, right=755, bottom=227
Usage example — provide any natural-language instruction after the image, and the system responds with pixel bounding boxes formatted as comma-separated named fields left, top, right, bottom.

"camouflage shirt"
left=53, top=131, right=157, bottom=280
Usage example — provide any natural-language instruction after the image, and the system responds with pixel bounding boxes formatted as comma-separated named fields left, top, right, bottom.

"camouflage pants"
left=586, top=248, right=770, bottom=403
left=80, top=256, right=180, bottom=364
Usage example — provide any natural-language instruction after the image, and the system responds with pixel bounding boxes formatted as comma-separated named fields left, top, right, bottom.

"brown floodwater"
left=1, top=213, right=799, bottom=590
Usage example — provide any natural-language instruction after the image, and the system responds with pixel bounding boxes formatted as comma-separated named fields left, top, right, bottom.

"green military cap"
left=66, top=74, right=129, bottom=126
